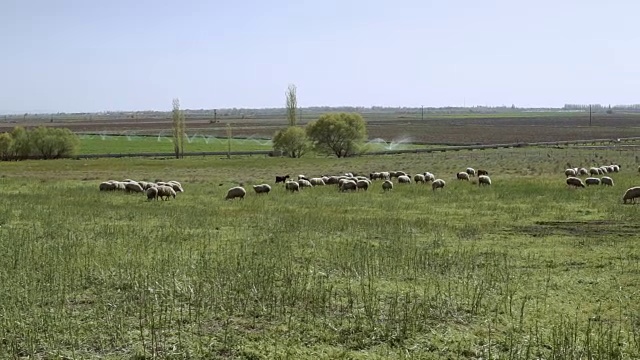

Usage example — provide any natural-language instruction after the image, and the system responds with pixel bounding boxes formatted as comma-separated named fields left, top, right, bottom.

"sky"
left=1, top=0, right=639, bottom=114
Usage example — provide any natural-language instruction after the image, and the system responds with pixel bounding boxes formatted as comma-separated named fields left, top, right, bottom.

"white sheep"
left=585, top=177, right=601, bottom=186
left=397, top=175, right=411, bottom=184
left=298, top=179, right=313, bottom=188
left=578, top=168, right=588, bottom=176
left=432, top=179, right=446, bottom=191
left=252, top=184, right=272, bottom=194
left=309, top=178, right=326, bottom=186
left=478, top=175, right=491, bottom=186
left=125, top=182, right=145, bottom=193
left=423, top=172, right=435, bottom=182
left=566, top=177, right=585, bottom=188
left=414, top=174, right=426, bottom=184
left=225, top=186, right=246, bottom=200
left=457, top=172, right=470, bottom=181
left=157, top=185, right=177, bottom=200
left=589, top=167, right=600, bottom=176
left=466, top=167, right=476, bottom=177
left=565, top=168, right=576, bottom=177
left=600, top=176, right=614, bottom=186
left=622, top=186, right=640, bottom=204
left=382, top=180, right=393, bottom=191
left=356, top=179, right=370, bottom=191
left=99, top=182, right=116, bottom=191
left=146, top=187, right=158, bottom=201
left=340, top=180, right=357, bottom=192
left=285, top=180, right=300, bottom=192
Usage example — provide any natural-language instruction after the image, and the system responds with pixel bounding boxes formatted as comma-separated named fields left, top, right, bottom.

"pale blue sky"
left=1, top=0, right=638, bottom=114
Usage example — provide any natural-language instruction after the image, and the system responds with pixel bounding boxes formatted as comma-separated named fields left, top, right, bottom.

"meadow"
left=0, top=146, right=639, bottom=359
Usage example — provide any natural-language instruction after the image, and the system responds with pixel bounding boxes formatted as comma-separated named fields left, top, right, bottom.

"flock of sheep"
left=99, top=179, right=184, bottom=200
left=562, top=164, right=640, bottom=203
left=222, top=167, right=492, bottom=200
left=97, top=164, right=640, bottom=204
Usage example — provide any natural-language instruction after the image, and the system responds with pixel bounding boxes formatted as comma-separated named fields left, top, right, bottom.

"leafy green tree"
left=272, top=126, right=309, bottom=158
left=0, top=132, right=13, bottom=160
left=306, top=112, right=367, bottom=157
left=29, top=126, right=79, bottom=159
left=10, top=126, right=32, bottom=160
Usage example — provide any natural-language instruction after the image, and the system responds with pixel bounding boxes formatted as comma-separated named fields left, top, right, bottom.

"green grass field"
left=76, top=135, right=426, bottom=155
left=1, top=147, right=639, bottom=359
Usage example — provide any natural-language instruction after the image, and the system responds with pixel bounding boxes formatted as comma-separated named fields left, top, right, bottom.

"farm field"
left=4, top=111, right=640, bottom=146
left=76, top=135, right=426, bottom=155
left=1, top=146, right=639, bottom=359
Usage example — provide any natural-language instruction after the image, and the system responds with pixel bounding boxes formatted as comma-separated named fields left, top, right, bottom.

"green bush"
left=0, top=126, right=79, bottom=161
left=272, top=126, right=309, bottom=158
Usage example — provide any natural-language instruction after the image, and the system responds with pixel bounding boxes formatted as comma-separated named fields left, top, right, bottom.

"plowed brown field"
left=3, top=112, right=640, bottom=145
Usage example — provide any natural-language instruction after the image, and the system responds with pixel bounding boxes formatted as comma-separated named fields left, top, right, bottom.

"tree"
left=172, top=98, right=186, bottom=159
left=26, top=126, right=79, bottom=159
left=0, top=132, right=13, bottom=160
left=272, top=126, right=309, bottom=158
left=286, top=84, right=297, bottom=126
left=306, top=112, right=367, bottom=158
left=10, top=126, right=32, bottom=160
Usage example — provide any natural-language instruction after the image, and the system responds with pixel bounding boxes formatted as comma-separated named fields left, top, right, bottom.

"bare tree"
left=172, top=98, right=186, bottom=158
left=286, top=84, right=297, bottom=127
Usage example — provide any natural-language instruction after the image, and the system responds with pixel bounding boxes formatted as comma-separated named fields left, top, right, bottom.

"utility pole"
left=421, top=106, right=424, bottom=121
left=589, top=104, right=592, bottom=126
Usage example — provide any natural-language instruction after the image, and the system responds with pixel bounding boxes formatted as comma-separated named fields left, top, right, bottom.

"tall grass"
left=0, top=147, right=639, bottom=358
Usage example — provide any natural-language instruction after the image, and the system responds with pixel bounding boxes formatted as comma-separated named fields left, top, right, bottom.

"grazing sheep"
left=414, top=174, right=426, bottom=183
left=379, top=172, right=391, bottom=180
left=599, top=166, right=608, bottom=174
left=432, top=179, right=446, bottom=191
left=585, top=177, right=601, bottom=186
left=578, top=168, right=588, bottom=176
left=298, top=179, right=313, bottom=188
left=589, top=167, right=600, bottom=176
left=622, top=186, right=640, bottom=204
left=167, top=180, right=182, bottom=188
left=457, top=172, right=470, bottom=181
left=612, top=165, right=620, bottom=173
left=252, top=184, right=271, bottom=194
left=298, top=174, right=309, bottom=181
left=466, top=167, right=476, bottom=177
left=382, top=180, right=393, bottom=191
left=423, top=172, right=435, bottom=182
left=601, top=176, right=614, bottom=186
left=285, top=180, right=300, bottom=192
left=157, top=185, right=177, bottom=200
left=275, top=175, right=290, bottom=184
left=397, top=175, right=411, bottom=184
left=370, top=172, right=381, bottom=180
left=478, top=175, right=491, bottom=186
left=125, top=182, right=145, bottom=193
left=477, top=169, right=489, bottom=176
left=356, top=179, right=370, bottom=191
left=309, top=178, right=326, bottom=186
left=225, top=186, right=246, bottom=200
left=340, top=180, right=358, bottom=192
left=325, top=176, right=340, bottom=185
left=146, top=187, right=158, bottom=201
left=99, top=182, right=116, bottom=191
left=564, top=168, right=576, bottom=177
left=566, top=177, right=585, bottom=188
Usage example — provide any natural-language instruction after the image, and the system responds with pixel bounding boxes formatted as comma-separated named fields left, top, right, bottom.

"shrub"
left=0, top=126, right=79, bottom=161
left=272, top=126, right=309, bottom=158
